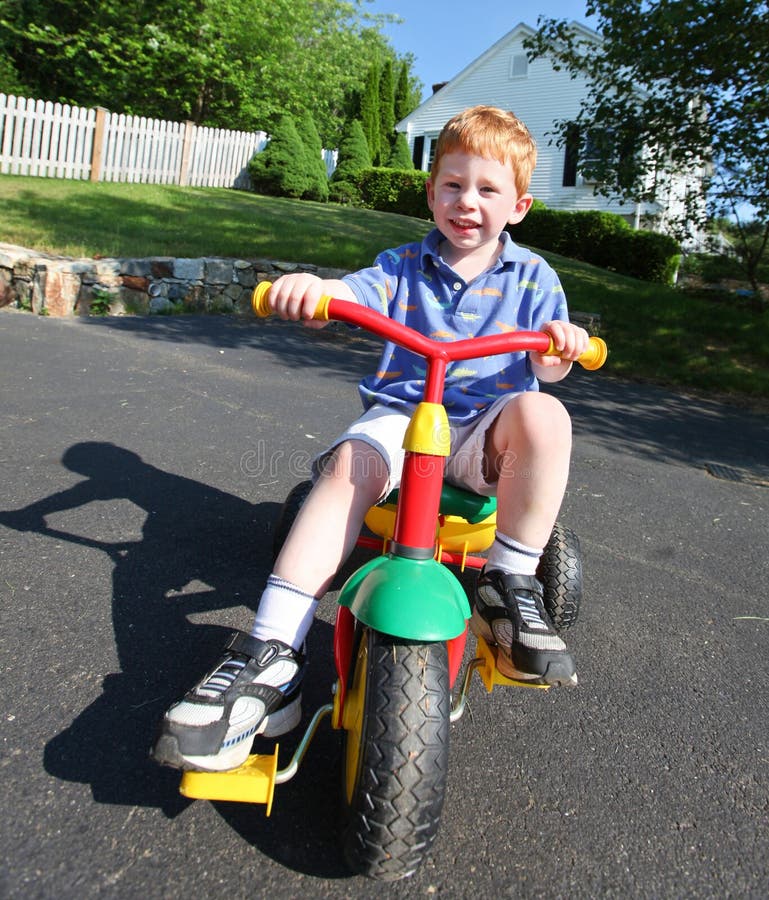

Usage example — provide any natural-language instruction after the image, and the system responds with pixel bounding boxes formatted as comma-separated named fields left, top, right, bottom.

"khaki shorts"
left=312, top=394, right=522, bottom=501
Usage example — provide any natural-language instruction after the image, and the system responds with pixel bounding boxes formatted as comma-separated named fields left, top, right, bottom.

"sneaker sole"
left=470, top=609, right=578, bottom=687
left=152, top=695, right=302, bottom=772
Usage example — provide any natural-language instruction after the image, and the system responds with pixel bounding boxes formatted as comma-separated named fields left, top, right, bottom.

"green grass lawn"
left=1, top=174, right=767, bottom=404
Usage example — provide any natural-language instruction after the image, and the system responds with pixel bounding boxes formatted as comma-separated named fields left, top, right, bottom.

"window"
left=581, top=128, right=607, bottom=182
left=509, top=53, right=529, bottom=79
left=410, top=134, right=439, bottom=171
left=427, top=136, right=439, bottom=170
left=411, top=135, right=424, bottom=171
left=562, top=123, right=579, bottom=187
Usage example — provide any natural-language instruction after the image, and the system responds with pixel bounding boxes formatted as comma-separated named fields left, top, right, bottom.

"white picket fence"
left=0, top=94, right=336, bottom=188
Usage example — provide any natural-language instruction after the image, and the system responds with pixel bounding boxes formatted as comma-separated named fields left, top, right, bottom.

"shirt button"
left=453, top=282, right=462, bottom=291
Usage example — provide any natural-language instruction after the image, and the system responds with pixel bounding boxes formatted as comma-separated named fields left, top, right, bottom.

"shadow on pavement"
left=0, top=440, right=363, bottom=877
left=0, top=442, right=278, bottom=816
left=550, top=367, right=769, bottom=473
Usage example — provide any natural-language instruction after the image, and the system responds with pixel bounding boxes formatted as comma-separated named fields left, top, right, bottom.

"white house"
left=396, top=21, right=706, bottom=243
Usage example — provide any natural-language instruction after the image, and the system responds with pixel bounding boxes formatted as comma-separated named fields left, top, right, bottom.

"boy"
left=152, top=106, right=589, bottom=772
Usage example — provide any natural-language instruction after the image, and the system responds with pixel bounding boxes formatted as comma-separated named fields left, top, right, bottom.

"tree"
left=394, top=61, right=421, bottom=122
left=328, top=118, right=371, bottom=204
left=525, top=0, right=769, bottom=301
left=0, top=0, right=407, bottom=145
left=378, top=58, right=395, bottom=161
left=360, top=64, right=381, bottom=164
left=331, top=118, right=372, bottom=181
left=248, top=115, right=308, bottom=199
left=296, top=109, right=329, bottom=202
left=387, top=132, right=414, bottom=170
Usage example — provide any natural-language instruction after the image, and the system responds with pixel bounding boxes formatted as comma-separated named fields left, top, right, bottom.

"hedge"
left=347, top=169, right=681, bottom=285
left=508, top=205, right=681, bottom=285
left=356, top=168, right=430, bottom=220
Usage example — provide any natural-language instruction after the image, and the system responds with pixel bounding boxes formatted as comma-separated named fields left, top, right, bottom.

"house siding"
left=398, top=24, right=642, bottom=224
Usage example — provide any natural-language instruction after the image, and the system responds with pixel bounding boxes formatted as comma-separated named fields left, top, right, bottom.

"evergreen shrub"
left=296, top=110, right=329, bottom=203
left=510, top=205, right=681, bottom=284
left=248, top=115, right=308, bottom=199
left=331, top=119, right=372, bottom=185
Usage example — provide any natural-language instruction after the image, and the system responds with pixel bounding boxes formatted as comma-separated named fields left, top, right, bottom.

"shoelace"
left=515, top=592, right=549, bottom=632
left=196, top=654, right=247, bottom=698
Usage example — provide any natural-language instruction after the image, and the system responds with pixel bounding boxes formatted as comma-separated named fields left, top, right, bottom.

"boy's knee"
left=504, top=392, right=571, bottom=438
left=322, top=439, right=389, bottom=490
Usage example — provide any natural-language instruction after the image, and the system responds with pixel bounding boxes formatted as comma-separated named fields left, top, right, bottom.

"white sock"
left=486, top=530, right=542, bottom=577
left=250, top=575, right=318, bottom=651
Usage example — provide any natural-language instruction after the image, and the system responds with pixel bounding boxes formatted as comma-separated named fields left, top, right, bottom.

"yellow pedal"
left=179, top=747, right=280, bottom=815
left=475, top=636, right=550, bottom=693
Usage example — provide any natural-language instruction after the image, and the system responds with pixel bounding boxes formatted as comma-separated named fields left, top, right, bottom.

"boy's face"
left=426, top=152, right=532, bottom=261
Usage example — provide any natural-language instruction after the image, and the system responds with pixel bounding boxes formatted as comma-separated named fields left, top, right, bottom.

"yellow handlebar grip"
left=252, top=281, right=272, bottom=317
left=578, top=337, right=608, bottom=370
left=544, top=335, right=608, bottom=370
left=251, top=280, right=333, bottom=321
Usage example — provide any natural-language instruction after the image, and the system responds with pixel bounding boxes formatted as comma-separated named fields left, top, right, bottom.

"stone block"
left=121, top=258, right=152, bottom=277
left=121, top=274, right=150, bottom=293
left=205, top=259, right=234, bottom=284
left=150, top=258, right=174, bottom=278
left=234, top=265, right=257, bottom=288
left=174, top=258, right=205, bottom=281
left=0, top=268, right=12, bottom=307
left=43, top=268, right=82, bottom=316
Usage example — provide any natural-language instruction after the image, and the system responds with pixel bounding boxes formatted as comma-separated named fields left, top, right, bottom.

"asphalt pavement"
left=1, top=309, right=768, bottom=899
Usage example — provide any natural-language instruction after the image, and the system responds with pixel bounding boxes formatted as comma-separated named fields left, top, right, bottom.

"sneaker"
left=151, top=631, right=305, bottom=772
left=472, top=569, right=577, bottom=686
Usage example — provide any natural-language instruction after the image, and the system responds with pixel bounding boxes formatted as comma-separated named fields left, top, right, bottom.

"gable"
left=396, top=21, right=646, bottom=219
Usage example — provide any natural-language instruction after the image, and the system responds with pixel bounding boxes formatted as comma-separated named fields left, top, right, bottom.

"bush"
left=509, top=206, right=681, bottom=284
left=328, top=179, right=362, bottom=205
left=296, top=109, right=329, bottom=203
left=331, top=119, right=372, bottom=185
left=357, top=168, right=430, bottom=219
left=387, top=133, right=414, bottom=170
left=248, top=115, right=308, bottom=199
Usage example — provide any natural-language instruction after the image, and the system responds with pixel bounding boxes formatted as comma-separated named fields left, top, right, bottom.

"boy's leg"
left=469, top=392, right=577, bottom=686
left=249, top=438, right=390, bottom=645
left=273, top=439, right=390, bottom=597
left=151, top=439, right=391, bottom=771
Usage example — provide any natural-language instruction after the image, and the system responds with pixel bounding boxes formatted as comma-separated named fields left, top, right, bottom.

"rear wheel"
left=537, top=522, right=583, bottom=632
left=341, top=628, right=450, bottom=881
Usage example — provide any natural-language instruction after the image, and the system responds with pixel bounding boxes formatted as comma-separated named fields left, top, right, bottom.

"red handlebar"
left=251, top=281, right=607, bottom=370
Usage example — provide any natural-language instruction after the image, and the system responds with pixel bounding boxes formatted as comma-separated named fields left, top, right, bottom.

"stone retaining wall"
left=0, top=243, right=347, bottom=317
left=0, top=241, right=600, bottom=332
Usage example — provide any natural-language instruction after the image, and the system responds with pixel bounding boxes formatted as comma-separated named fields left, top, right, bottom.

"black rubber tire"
left=537, top=521, right=583, bottom=632
left=341, top=628, right=450, bottom=881
left=272, top=479, right=313, bottom=561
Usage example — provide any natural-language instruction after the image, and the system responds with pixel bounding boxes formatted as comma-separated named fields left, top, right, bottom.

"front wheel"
left=341, top=628, right=450, bottom=881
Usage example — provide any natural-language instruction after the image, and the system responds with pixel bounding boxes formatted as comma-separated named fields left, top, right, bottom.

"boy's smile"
left=426, top=152, right=532, bottom=278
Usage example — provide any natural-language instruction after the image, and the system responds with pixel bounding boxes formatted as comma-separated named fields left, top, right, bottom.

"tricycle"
left=178, top=280, right=607, bottom=880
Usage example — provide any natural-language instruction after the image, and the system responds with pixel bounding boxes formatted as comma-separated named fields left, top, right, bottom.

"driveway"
left=1, top=310, right=768, bottom=898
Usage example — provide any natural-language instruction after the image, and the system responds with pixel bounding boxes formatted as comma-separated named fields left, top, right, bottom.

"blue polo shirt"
left=343, top=228, right=569, bottom=424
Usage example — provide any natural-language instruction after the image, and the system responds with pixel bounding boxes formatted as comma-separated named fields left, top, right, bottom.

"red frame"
left=323, top=298, right=551, bottom=553
left=324, top=298, right=553, bottom=692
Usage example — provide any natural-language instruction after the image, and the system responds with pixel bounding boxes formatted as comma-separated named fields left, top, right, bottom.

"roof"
left=396, top=20, right=602, bottom=131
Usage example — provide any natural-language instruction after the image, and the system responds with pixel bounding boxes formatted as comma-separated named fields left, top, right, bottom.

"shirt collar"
left=420, top=228, right=535, bottom=272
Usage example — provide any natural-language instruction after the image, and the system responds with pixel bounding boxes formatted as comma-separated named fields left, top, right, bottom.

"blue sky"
left=366, top=1, right=597, bottom=100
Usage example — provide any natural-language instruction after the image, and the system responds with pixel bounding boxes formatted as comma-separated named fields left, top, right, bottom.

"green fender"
left=338, top=554, right=471, bottom=641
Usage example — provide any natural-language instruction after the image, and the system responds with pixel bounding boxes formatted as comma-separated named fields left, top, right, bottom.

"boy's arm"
left=530, top=320, right=590, bottom=383
left=266, top=273, right=357, bottom=328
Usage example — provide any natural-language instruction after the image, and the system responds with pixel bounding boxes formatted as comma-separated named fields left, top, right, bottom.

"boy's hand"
left=267, top=273, right=356, bottom=329
left=530, top=320, right=590, bottom=381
